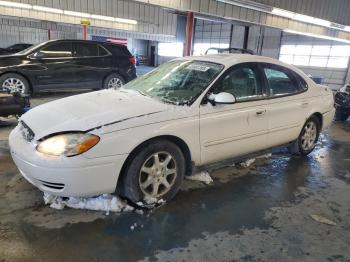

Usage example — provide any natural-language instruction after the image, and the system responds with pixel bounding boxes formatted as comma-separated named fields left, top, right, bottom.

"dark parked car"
left=0, top=92, right=30, bottom=118
left=334, top=84, right=350, bottom=121
left=0, top=40, right=137, bottom=94
left=0, top=43, right=33, bottom=55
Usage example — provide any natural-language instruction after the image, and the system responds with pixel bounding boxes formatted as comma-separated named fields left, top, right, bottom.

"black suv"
left=0, top=40, right=136, bottom=94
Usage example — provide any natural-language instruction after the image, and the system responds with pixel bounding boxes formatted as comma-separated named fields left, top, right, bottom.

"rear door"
left=32, top=42, right=76, bottom=89
left=73, top=42, right=113, bottom=88
left=261, top=63, right=310, bottom=147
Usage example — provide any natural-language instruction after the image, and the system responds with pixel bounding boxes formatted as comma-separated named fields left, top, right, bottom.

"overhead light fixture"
left=33, top=5, right=63, bottom=14
left=284, top=29, right=350, bottom=44
left=294, top=14, right=315, bottom=24
left=63, top=10, right=90, bottom=18
left=0, top=0, right=31, bottom=9
left=0, top=1, right=138, bottom=25
left=313, top=18, right=332, bottom=28
left=91, top=14, right=137, bottom=24
left=91, top=14, right=115, bottom=22
left=271, top=8, right=294, bottom=19
left=115, top=17, right=137, bottom=25
left=216, top=0, right=272, bottom=13
left=273, top=7, right=333, bottom=28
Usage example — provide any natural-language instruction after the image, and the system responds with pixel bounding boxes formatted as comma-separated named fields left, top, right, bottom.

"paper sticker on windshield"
left=187, top=64, right=210, bottom=71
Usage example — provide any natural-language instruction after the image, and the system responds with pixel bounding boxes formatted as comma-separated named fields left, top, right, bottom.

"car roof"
left=178, top=54, right=279, bottom=66
left=42, top=39, right=127, bottom=48
left=176, top=53, right=308, bottom=78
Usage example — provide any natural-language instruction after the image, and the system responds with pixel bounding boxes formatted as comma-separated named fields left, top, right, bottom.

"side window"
left=105, top=44, right=132, bottom=56
left=98, top=45, right=109, bottom=56
left=212, top=65, right=263, bottom=102
left=263, top=66, right=301, bottom=96
left=39, top=43, right=72, bottom=58
left=75, top=43, right=99, bottom=57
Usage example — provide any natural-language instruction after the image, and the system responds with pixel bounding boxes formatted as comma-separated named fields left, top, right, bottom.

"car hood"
left=0, top=54, right=24, bottom=68
left=20, top=89, right=172, bottom=140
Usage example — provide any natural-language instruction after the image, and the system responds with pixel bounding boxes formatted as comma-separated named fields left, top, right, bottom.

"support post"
left=243, top=26, right=249, bottom=50
left=184, top=12, right=194, bottom=56
left=47, top=29, right=51, bottom=40
left=83, top=25, right=88, bottom=40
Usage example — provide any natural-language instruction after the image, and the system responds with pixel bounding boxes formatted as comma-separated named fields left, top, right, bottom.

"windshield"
left=16, top=42, right=47, bottom=55
left=123, top=60, right=224, bottom=105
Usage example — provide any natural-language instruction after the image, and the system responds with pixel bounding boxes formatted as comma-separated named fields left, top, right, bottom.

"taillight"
left=128, top=56, right=136, bottom=65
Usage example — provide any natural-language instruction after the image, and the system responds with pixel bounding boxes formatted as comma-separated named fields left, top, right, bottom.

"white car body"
left=9, top=54, right=335, bottom=197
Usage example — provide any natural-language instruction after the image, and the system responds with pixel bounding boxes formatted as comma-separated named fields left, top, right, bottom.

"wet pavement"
left=0, top=105, right=349, bottom=261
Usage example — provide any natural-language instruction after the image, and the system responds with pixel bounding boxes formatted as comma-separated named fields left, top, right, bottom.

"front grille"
left=19, top=121, right=34, bottom=142
left=38, top=179, right=65, bottom=190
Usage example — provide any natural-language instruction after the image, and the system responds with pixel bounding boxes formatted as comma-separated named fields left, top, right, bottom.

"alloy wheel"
left=2, top=78, right=25, bottom=93
left=301, top=121, right=317, bottom=151
left=139, top=152, right=177, bottom=198
left=107, top=77, right=123, bottom=89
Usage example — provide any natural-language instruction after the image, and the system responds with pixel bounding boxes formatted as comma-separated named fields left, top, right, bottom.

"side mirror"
left=29, top=51, right=45, bottom=59
left=209, top=92, right=236, bottom=105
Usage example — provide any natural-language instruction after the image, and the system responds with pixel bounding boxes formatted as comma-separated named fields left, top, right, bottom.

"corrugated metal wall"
left=0, top=15, right=80, bottom=47
left=136, top=0, right=350, bottom=42
left=194, top=19, right=231, bottom=45
left=1, top=0, right=177, bottom=37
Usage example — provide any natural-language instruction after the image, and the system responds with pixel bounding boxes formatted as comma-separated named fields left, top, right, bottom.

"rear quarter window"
left=263, top=65, right=306, bottom=97
left=104, top=44, right=131, bottom=56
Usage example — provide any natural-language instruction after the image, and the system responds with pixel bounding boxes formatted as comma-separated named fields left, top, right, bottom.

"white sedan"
left=9, top=54, right=335, bottom=204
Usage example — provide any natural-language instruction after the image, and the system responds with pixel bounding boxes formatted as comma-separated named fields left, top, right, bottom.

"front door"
left=32, top=42, right=77, bottom=89
left=199, top=63, right=269, bottom=165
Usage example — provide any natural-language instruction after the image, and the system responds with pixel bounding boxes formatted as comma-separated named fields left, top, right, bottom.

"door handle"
left=255, top=109, right=266, bottom=116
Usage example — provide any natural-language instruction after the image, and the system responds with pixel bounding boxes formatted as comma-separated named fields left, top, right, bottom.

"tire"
left=0, top=73, right=30, bottom=95
left=103, top=73, right=125, bottom=89
left=290, top=116, right=320, bottom=156
left=120, top=140, right=185, bottom=205
left=334, top=109, right=349, bottom=121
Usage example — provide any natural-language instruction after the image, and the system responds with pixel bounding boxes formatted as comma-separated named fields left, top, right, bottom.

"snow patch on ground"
left=257, top=153, right=272, bottom=159
left=136, top=196, right=166, bottom=209
left=238, top=158, right=256, bottom=168
left=43, top=193, right=134, bottom=214
left=186, top=171, right=213, bottom=185
left=237, top=154, right=272, bottom=168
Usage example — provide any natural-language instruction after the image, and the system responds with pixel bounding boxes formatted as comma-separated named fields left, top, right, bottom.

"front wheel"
left=0, top=73, right=30, bottom=95
left=120, top=140, right=185, bottom=205
left=291, top=116, right=320, bottom=156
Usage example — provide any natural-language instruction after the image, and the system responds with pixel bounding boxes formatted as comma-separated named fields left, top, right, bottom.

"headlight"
left=36, top=133, right=100, bottom=157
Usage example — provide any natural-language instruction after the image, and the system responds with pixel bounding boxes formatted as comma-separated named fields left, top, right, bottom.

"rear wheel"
left=291, top=116, right=320, bottom=156
left=0, top=73, right=30, bottom=95
left=120, top=140, right=185, bottom=205
left=103, top=73, right=125, bottom=89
